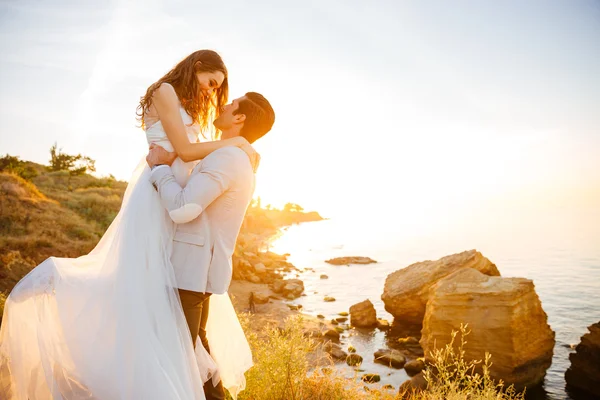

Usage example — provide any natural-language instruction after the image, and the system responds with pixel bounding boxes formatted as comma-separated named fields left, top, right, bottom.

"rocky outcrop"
left=325, top=256, right=377, bottom=265
left=421, top=268, right=555, bottom=391
left=232, top=251, right=298, bottom=283
left=349, top=299, right=378, bottom=328
left=565, top=322, right=600, bottom=398
left=271, top=278, right=304, bottom=299
left=382, top=250, right=500, bottom=324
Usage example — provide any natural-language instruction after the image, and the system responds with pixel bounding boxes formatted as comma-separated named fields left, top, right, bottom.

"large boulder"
left=565, top=322, right=600, bottom=398
left=421, top=268, right=555, bottom=391
left=349, top=299, right=378, bottom=328
left=382, top=250, right=499, bottom=324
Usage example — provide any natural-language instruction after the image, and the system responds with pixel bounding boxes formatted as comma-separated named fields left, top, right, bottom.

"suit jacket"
left=150, top=146, right=255, bottom=293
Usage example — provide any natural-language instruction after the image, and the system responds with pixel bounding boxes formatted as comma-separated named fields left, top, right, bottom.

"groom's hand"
left=146, top=144, right=177, bottom=168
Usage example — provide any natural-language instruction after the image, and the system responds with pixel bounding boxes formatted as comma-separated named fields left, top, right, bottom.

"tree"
left=49, top=143, right=96, bottom=175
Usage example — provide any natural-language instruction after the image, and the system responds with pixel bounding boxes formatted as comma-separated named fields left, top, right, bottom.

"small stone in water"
left=346, top=353, right=363, bottom=366
left=361, top=373, right=381, bottom=383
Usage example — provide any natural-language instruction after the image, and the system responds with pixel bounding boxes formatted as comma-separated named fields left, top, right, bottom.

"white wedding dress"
left=0, top=108, right=253, bottom=399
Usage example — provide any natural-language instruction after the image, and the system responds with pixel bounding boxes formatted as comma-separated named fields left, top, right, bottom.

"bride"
left=0, top=50, right=254, bottom=400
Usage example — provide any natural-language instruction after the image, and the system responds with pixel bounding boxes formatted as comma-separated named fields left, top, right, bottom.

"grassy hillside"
left=0, top=158, right=322, bottom=317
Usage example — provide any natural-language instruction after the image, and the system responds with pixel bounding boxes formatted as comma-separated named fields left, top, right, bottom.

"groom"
left=146, top=92, right=275, bottom=399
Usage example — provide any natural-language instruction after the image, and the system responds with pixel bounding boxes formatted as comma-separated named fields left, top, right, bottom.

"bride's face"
left=195, top=70, right=225, bottom=96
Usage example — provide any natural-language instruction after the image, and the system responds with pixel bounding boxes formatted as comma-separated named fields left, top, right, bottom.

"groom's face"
left=214, top=96, right=246, bottom=131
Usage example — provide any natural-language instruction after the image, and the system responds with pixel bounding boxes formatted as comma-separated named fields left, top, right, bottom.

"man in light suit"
left=145, top=92, right=275, bottom=400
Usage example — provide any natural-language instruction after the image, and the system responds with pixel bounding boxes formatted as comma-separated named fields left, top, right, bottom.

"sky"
left=1, top=0, right=599, bottom=223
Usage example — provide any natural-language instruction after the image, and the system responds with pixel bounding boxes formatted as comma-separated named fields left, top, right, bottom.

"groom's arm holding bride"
left=146, top=144, right=251, bottom=224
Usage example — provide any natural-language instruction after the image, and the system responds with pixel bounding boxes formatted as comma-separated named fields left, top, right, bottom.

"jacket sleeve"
left=150, top=148, right=240, bottom=224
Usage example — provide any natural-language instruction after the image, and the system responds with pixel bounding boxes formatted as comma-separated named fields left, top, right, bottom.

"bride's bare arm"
left=151, top=83, right=247, bottom=163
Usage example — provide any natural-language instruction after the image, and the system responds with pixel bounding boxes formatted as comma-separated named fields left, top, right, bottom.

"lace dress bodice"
left=145, top=107, right=201, bottom=186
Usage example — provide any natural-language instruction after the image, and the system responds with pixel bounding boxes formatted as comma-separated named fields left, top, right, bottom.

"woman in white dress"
left=0, top=50, right=254, bottom=400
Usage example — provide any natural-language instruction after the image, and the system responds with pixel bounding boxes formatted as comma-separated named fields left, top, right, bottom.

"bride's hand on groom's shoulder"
left=146, top=143, right=177, bottom=168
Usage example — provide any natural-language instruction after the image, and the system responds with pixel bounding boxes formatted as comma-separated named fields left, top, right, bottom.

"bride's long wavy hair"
left=137, top=50, right=229, bottom=133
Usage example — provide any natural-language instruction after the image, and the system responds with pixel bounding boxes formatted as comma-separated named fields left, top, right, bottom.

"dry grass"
left=237, top=314, right=394, bottom=400
left=237, top=317, right=525, bottom=400
left=410, top=324, right=525, bottom=400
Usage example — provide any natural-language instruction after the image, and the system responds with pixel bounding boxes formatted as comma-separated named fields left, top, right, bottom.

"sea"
left=268, top=203, right=600, bottom=399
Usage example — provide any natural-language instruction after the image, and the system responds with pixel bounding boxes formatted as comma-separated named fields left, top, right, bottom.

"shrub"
left=0, top=154, right=38, bottom=181
left=406, top=324, right=525, bottom=400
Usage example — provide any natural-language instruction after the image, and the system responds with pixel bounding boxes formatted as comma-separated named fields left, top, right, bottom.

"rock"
left=253, top=262, right=267, bottom=274
left=233, top=257, right=253, bottom=280
left=287, top=304, right=301, bottom=311
left=382, top=250, right=500, bottom=324
left=335, top=317, right=348, bottom=323
left=253, top=292, right=270, bottom=304
left=374, top=349, right=406, bottom=369
left=346, top=353, right=363, bottom=366
left=239, top=258, right=253, bottom=270
left=271, top=278, right=304, bottom=299
left=324, top=296, right=336, bottom=302
left=398, top=372, right=428, bottom=396
left=334, top=327, right=345, bottom=334
left=338, top=312, right=349, bottom=317
left=382, top=384, right=394, bottom=390
left=330, top=319, right=339, bottom=326
left=396, top=337, right=424, bottom=357
left=376, top=319, right=390, bottom=330
left=324, top=342, right=347, bottom=360
left=421, top=268, right=555, bottom=391
left=271, top=279, right=286, bottom=293
left=304, top=328, right=322, bottom=338
left=320, top=274, right=329, bottom=279
left=324, top=329, right=340, bottom=341
left=317, top=314, right=325, bottom=319
left=361, top=373, right=381, bottom=383
left=349, top=299, right=378, bottom=328
left=348, top=345, right=356, bottom=353
left=404, top=359, right=425, bottom=376
left=326, top=256, right=377, bottom=265
left=248, top=273, right=261, bottom=284
left=565, top=322, right=600, bottom=398
left=398, top=337, right=419, bottom=346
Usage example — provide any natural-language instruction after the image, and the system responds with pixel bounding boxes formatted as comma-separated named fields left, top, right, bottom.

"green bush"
left=0, top=155, right=38, bottom=181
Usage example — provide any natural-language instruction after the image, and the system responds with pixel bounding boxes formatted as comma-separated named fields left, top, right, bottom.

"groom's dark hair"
left=234, top=92, right=275, bottom=143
